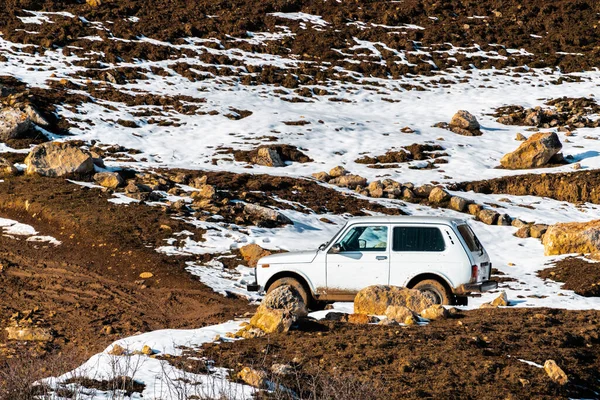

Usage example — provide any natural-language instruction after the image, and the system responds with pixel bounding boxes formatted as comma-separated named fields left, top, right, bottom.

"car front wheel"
left=413, top=279, right=451, bottom=305
left=266, top=277, right=312, bottom=308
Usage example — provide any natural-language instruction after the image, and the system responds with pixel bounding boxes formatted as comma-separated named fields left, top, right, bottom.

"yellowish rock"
left=354, top=285, right=433, bottom=315
left=237, top=367, right=267, bottom=388
left=544, top=360, right=568, bottom=385
left=500, top=132, right=562, bottom=169
left=420, top=304, right=449, bottom=320
left=542, top=220, right=600, bottom=256
left=239, top=244, right=271, bottom=268
left=139, top=272, right=154, bottom=279
left=5, top=326, right=53, bottom=342
left=141, top=345, right=153, bottom=355
left=108, top=344, right=126, bottom=356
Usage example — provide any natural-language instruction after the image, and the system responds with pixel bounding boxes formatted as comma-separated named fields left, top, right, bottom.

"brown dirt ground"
left=1, top=0, right=599, bottom=90
left=452, top=169, right=600, bottom=204
left=199, top=308, right=600, bottom=399
left=0, top=175, right=254, bottom=368
left=539, top=257, right=600, bottom=297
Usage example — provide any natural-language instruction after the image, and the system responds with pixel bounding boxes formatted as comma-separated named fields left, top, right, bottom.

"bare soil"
left=0, top=175, right=254, bottom=367
left=539, top=257, right=600, bottom=297
left=200, top=308, right=600, bottom=399
left=452, top=169, right=600, bottom=204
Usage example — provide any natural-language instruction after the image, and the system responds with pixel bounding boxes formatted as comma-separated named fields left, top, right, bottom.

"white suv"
left=247, top=216, right=497, bottom=306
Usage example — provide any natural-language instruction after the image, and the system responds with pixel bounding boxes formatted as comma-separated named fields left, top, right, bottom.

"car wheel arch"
left=265, top=271, right=314, bottom=296
left=406, top=273, right=454, bottom=295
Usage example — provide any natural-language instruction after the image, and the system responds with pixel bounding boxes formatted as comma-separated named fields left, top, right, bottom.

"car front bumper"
left=455, top=280, right=498, bottom=294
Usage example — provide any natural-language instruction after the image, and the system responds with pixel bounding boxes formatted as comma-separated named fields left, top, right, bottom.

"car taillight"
left=470, top=265, right=479, bottom=283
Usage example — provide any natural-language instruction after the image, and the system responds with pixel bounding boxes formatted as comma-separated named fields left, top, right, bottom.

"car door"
left=389, top=225, right=451, bottom=286
left=326, top=224, right=390, bottom=294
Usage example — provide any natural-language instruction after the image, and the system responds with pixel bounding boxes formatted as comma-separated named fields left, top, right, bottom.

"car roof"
left=345, top=215, right=468, bottom=226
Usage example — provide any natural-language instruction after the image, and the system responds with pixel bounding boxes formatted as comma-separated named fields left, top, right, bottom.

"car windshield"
left=457, top=224, right=482, bottom=252
left=320, top=221, right=348, bottom=249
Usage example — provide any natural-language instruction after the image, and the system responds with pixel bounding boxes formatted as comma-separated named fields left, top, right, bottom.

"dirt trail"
left=0, top=175, right=253, bottom=366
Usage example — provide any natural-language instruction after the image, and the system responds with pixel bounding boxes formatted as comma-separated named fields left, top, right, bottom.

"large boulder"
left=25, top=142, right=95, bottom=177
left=0, top=108, right=31, bottom=141
left=449, top=110, right=482, bottom=136
left=429, top=187, right=451, bottom=203
left=246, top=285, right=307, bottom=334
left=500, top=132, right=562, bottom=169
left=542, top=220, right=600, bottom=256
left=354, top=285, right=433, bottom=315
left=239, top=244, right=271, bottom=267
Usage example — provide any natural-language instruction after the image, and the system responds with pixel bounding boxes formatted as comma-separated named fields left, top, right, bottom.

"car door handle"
left=376, top=256, right=388, bottom=260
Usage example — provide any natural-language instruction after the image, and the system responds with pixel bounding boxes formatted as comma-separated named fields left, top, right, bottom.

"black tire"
left=413, top=279, right=452, bottom=305
left=266, top=277, right=312, bottom=308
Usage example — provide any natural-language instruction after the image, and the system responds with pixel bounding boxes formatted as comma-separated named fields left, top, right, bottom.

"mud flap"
left=453, top=295, right=469, bottom=306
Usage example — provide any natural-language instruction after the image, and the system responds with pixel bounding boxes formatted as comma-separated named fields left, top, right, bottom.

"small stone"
left=254, top=147, right=285, bottom=167
left=468, top=203, right=483, bottom=216
left=543, top=360, right=568, bottom=385
left=478, top=209, right=499, bottom=225
left=429, top=187, right=451, bottom=203
left=449, top=196, right=468, bottom=212
left=93, top=172, right=124, bottom=189
left=420, top=304, right=449, bottom=320
left=108, top=344, right=126, bottom=356
left=572, top=163, right=581, bottom=170
left=312, top=171, right=330, bottom=182
left=530, top=224, right=548, bottom=239
left=497, top=213, right=512, bottom=226
left=237, top=367, right=267, bottom=388
left=141, top=345, right=153, bottom=355
left=515, top=226, right=531, bottom=238
left=329, top=166, right=348, bottom=178
left=511, top=218, right=528, bottom=228
left=139, top=272, right=153, bottom=279
left=515, top=132, right=527, bottom=141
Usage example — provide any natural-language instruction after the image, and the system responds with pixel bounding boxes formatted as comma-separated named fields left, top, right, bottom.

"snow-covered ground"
left=3, top=8, right=600, bottom=400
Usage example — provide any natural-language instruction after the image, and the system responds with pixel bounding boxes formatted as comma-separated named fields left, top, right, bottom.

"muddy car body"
left=248, top=216, right=497, bottom=306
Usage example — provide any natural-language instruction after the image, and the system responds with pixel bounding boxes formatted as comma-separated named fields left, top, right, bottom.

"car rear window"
left=392, top=227, right=445, bottom=252
left=457, top=224, right=480, bottom=252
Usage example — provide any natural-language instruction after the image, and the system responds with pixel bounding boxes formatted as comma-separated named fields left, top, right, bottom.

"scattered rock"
left=245, top=285, right=307, bottom=334
left=367, top=180, right=384, bottom=198
left=0, top=108, right=30, bottom=141
left=543, top=360, right=568, bottom=385
left=237, top=367, right=267, bottom=388
left=449, top=196, right=468, bottom=212
left=500, top=132, right=562, bottom=169
left=449, top=110, right=482, bottom=136
left=253, top=147, right=285, bottom=167
left=329, top=174, right=367, bottom=189
left=141, top=345, right=153, bottom=355
left=244, top=203, right=292, bottom=227
left=239, top=244, right=271, bottom=267
left=25, top=142, right=95, bottom=177
left=271, top=363, right=293, bottom=376
left=414, top=184, right=434, bottom=198
left=420, top=304, right=449, bottom=320
left=346, top=313, right=378, bottom=324
left=478, top=209, right=499, bottom=225
left=515, top=225, right=531, bottom=238
left=542, top=220, right=600, bottom=256
left=511, top=218, right=528, bottom=228
left=108, top=344, right=127, bottom=356
left=497, top=213, right=512, bottom=226
left=93, top=172, right=124, bottom=189
left=195, top=184, right=217, bottom=200
left=468, top=203, right=483, bottom=216
left=139, top=272, right=153, bottom=279
left=429, top=187, right=451, bottom=203
left=86, top=0, right=102, bottom=6
left=23, top=104, right=49, bottom=127
left=515, top=132, right=527, bottom=141
left=0, top=157, right=17, bottom=176
left=188, top=175, right=208, bottom=188
left=329, top=166, right=348, bottom=178
left=385, top=305, right=417, bottom=325
left=312, top=171, right=330, bottom=182
left=530, top=224, right=548, bottom=239
left=481, top=291, right=508, bottom=308
left=5, top=326, right=53, bottom=342
left=354, top=285, right=433, bottom=315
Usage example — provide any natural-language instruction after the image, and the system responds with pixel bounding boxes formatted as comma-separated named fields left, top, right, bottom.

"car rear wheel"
left=266, top=277, right=312, bottom=308
left=413, top=279, right=451, bottom=305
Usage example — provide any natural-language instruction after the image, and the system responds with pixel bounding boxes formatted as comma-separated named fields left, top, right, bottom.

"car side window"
left=336, top=226, right=388, bottom=252
left=393, top=226, right=445, bottom=252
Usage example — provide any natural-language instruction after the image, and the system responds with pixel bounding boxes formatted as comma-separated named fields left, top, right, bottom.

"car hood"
left=258, top=250, right=318, bottom=265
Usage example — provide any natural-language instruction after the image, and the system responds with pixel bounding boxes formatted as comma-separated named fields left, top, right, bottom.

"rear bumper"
left=455, top=280, right=498, bottom=294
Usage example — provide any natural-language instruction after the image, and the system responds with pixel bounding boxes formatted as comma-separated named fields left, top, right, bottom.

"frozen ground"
left=3, top=7, right=600, bottom=399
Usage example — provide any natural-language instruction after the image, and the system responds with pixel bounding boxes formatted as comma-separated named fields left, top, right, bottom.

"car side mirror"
left=318, top=243, right=326, bottom=251
left=329, top=244, right=341, bottom=254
